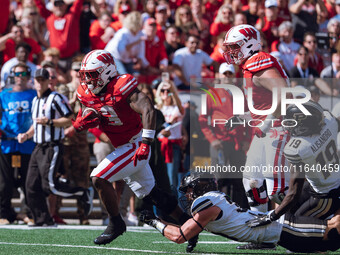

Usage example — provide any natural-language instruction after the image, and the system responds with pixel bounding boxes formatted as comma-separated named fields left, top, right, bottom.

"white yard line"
left=0, top=242, right=221, bottom=255
left=0, top=225, right=216, bottom=236
left=153, top=241, right=243, bottom=244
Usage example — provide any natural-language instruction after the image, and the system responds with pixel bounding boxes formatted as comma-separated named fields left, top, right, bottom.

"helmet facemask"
left=223, top=41, right=244, bottom=65
left=79, top=67, right=105, bottom=94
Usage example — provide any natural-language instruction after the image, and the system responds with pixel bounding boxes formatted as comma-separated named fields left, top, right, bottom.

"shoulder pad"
left=115, top=74, right=138, bottom=96
left=243, top=52, right=276, bottom=73
left=191, top=191, right=225, bottom=215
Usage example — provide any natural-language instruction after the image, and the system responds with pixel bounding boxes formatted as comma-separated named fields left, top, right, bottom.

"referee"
left=18, top=68, right=93, bottom=226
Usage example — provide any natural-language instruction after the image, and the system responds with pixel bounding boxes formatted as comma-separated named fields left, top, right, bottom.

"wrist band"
left=142, top=129, right=155, bottom=139
left=153, top=220, right=166, bottom=235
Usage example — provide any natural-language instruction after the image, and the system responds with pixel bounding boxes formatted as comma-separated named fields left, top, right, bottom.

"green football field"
left=0, top=225, right=337, bottom=255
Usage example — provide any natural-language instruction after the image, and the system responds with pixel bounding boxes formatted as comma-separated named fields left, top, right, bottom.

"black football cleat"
left=80, top=187, right=94, bottom=217
left=94, top=216, right=126, bottom=245
left=186, top=234, right=199, bottom=253
left=236, top=242, right=276, bottom=250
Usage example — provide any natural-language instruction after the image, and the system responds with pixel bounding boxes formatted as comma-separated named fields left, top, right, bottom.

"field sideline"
left=0, top=225, right=338, bottom=254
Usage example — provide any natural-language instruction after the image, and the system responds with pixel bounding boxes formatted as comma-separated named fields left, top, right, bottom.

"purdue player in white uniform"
left=140, top=174, right=340, bottom=253
left=247, top=101, right=340, bottom=229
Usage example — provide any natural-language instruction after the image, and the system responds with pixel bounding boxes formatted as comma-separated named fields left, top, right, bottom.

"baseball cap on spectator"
left=265, top=0, right=278, bottom=8
left=156, top=4, right=167, bottom=13
left=146, top=18, right=157, bottom=26
left=72, top=61, right=82, bottom=71
left=219, top=63, right=235, bottom=75
left=35, top=68, right=50, bottom=80
left=119, top=4, right=131, bottom=14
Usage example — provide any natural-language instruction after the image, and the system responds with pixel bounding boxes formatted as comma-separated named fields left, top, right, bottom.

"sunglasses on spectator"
left=298, top=52, right=308, bottom=56
left=305, top=40, right=316, bottom=44
left=121, top=11, right=130, bottom=15
left=14, top=71, right=29, bottom=77
left=49, top=76, right=57, bottom=80
left=30, top=12, right=38, bottom=15
left=161, top=89, right=170, bottom=93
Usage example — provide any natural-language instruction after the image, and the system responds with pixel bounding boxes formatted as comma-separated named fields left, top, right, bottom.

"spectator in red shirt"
left=0, top=24, right=42, bottom=64
left=141, top=18, right=168, bottom=83
left=89, top=11, right=114, bottom=50
left=113, top=0, right=135, bottom=18
left=154, top=4, right=170, bottom=43
left=205, top=0, right=224, bottom=23
left=255, top=0, right=284, bottom=47
left=210, top=33, right=227, bottom=64
left=34, top=0, right=84, bottom=72
left=111, top=4, right=132, bottom=32
left=277, top=0, right=291, bottom=21
left=210, top=4, right=234, bottom=45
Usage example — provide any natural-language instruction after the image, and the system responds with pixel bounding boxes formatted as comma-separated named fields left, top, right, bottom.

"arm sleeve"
left=70, top=0, right=85, bottom=17
left=88, top=127, right=103, bottom=138
left=202, top=51, right=214, bottom=66
left=34, top=0, right=51, bottom=19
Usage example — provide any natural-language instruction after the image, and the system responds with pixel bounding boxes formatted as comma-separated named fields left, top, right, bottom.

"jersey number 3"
left=100, top=106, right=123, bottom=126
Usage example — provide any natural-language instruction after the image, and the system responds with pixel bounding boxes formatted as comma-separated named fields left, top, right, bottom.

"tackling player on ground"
left=140, top=174, right=340, bottom=253
left=73, top=50, right=197, bottom=252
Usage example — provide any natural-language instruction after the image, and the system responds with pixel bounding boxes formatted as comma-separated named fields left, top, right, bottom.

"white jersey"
left=284, top=111, right=340, bottom=194
left=190, top=191, right=283, bottom=244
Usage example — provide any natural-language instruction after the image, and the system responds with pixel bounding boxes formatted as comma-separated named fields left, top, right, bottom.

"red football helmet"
left=223, top=25, right=261, bottom=65
left=79, top=50, right=118, bottom=94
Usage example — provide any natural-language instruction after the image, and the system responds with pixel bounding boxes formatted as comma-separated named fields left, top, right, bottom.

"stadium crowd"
left=0, top=0, right=340, bottom=232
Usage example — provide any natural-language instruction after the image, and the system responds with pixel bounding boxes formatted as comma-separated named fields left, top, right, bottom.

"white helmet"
left=223, top=25, right=261, bottom=65
left=79, top=50, right=118, bottom=94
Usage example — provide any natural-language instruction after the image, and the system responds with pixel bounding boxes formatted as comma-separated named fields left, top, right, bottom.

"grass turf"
left=0, top=226, right=337, bottom=255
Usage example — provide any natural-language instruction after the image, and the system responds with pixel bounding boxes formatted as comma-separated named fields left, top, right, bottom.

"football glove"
left=245, top=210, right=278, bottom=228
left=72, top=108, right=100, bottom=132
left=131, top=142, right=150, bottom=166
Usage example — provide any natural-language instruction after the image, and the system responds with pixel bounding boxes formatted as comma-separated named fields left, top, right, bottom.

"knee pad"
left=143, top=186, right=178, bottom=214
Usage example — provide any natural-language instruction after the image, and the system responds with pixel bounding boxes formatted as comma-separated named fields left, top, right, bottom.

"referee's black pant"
left=26, top=142, right=85, bottom=225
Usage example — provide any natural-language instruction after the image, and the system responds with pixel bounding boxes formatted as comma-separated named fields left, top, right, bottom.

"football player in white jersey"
left=247, top=101, right=340, bottom=228
left=140, top=174, right=340, bottom=253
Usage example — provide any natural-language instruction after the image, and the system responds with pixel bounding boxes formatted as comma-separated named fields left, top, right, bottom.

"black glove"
left=225, top=115, right=244, bottom=131
left=245, top=210, right=278, bottom=228
left=139, top=210, right=157, bottom=226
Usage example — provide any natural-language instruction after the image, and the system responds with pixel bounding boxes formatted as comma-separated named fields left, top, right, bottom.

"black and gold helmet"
left=284, top=101, right=325, bottom=137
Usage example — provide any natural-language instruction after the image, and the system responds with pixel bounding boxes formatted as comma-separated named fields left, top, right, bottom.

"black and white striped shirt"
left=31, top=89, right=72, bottom=144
